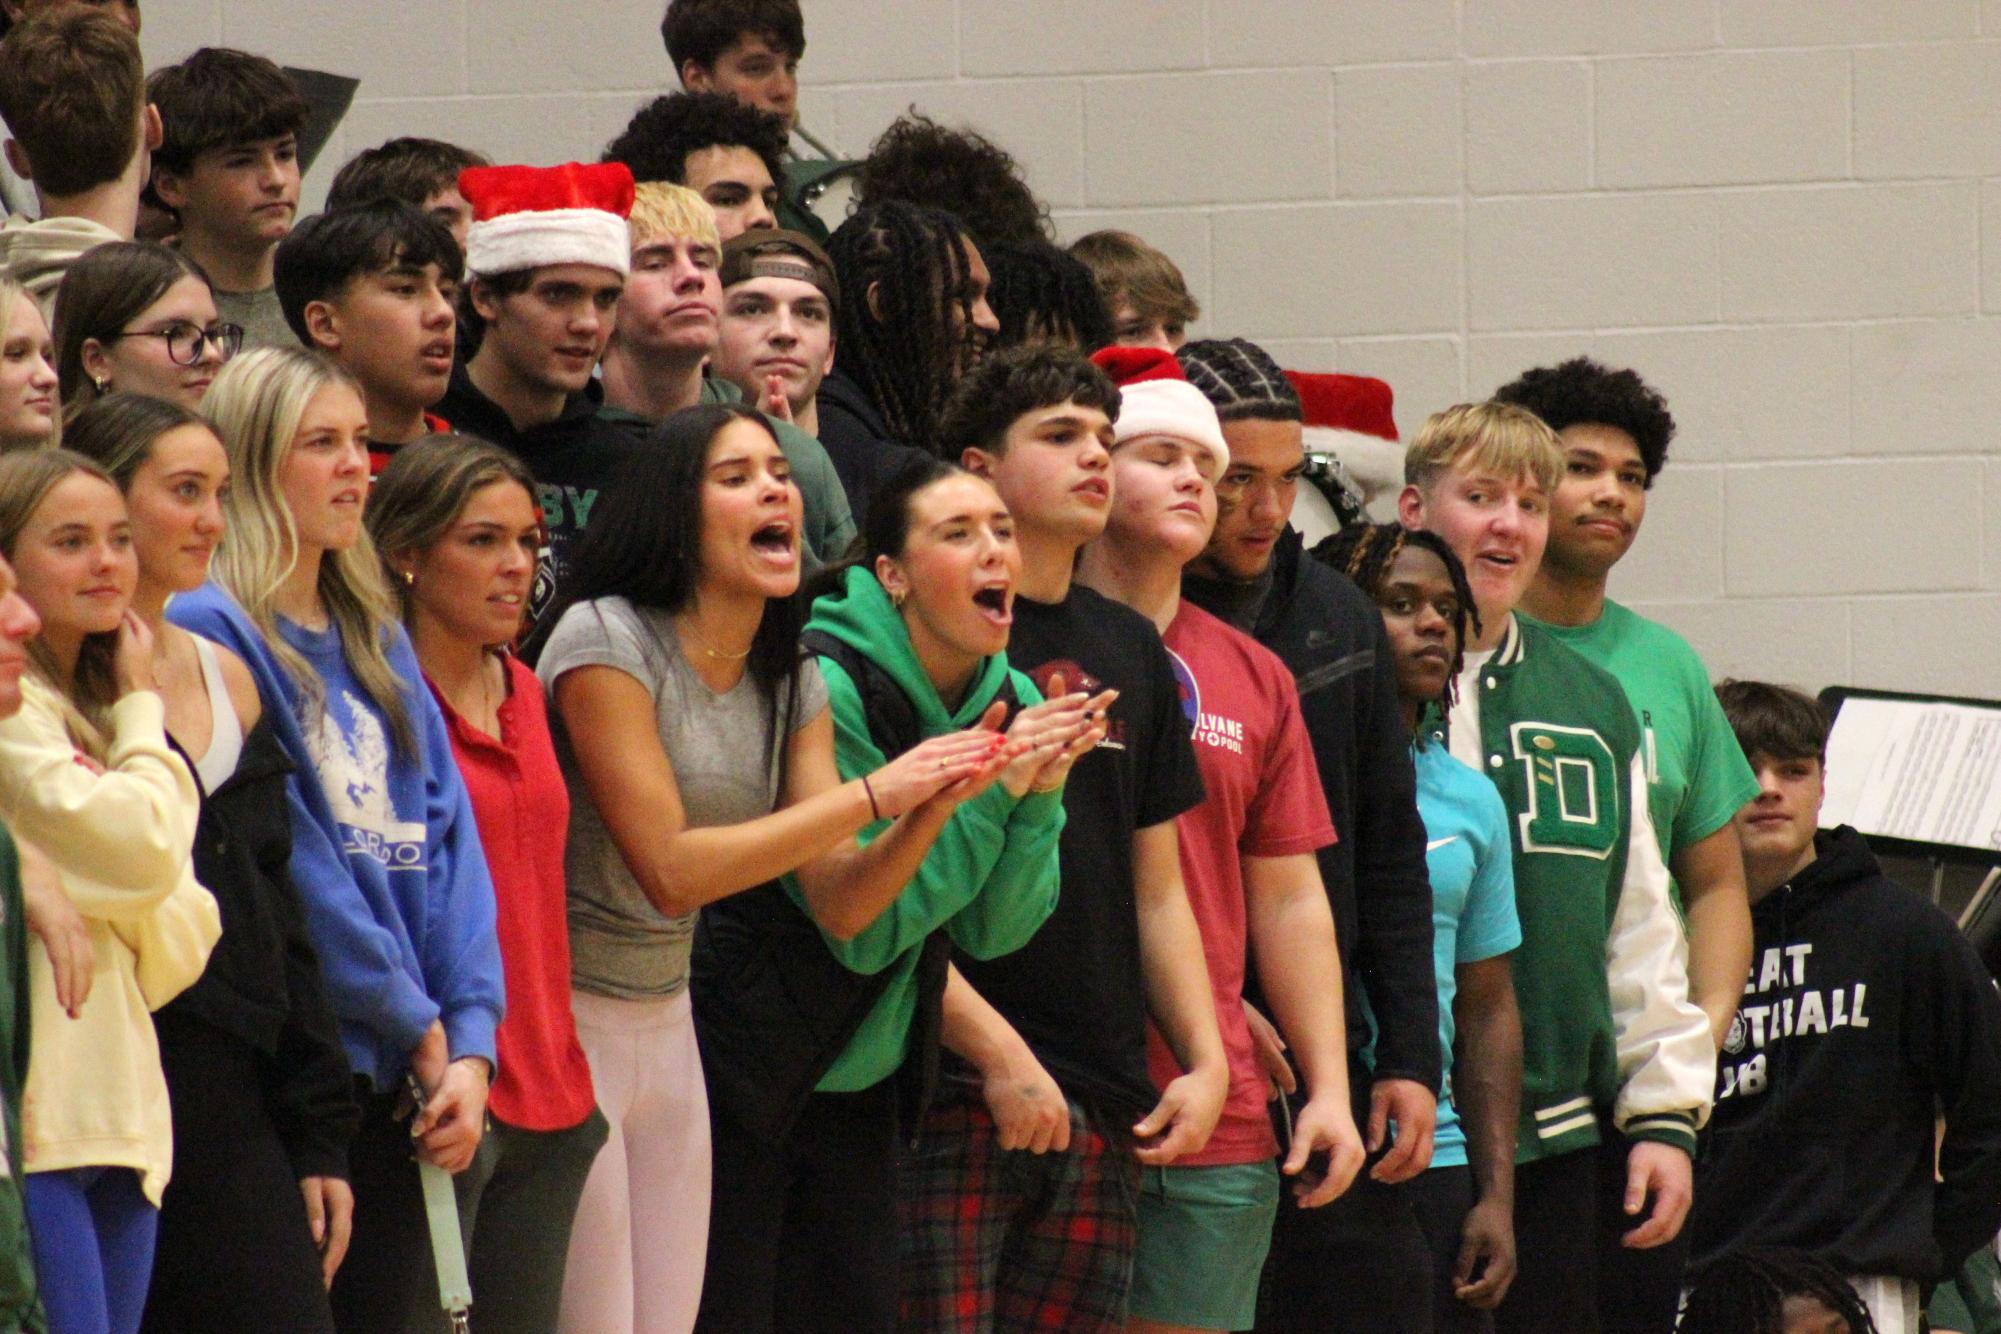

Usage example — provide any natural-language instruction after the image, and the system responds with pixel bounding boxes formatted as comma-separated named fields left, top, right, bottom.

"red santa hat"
left=459, top=161, right=636, bottom=280
left=1089, top=347, right=1229, bottom=480
left=1285, top=370, right=1405, bottom=502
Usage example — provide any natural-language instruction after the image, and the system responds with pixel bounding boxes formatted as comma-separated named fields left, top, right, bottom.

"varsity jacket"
left=1692, top=827, right=2001, bottom=1282
left=1184, top=525, right=1442, bottom=1097
left=1432, top=614, right=1713, bottom=1160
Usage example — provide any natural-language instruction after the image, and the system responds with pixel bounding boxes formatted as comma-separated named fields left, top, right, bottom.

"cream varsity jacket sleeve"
left=1605, top=750, right=1717, bottom=1152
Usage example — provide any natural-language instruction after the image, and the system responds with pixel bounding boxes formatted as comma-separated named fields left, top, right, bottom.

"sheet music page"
left=1823, top=697, right=2001, bottom=853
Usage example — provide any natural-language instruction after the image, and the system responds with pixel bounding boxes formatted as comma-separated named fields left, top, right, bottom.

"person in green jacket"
left=697, top=456, right=1107, bottom=1332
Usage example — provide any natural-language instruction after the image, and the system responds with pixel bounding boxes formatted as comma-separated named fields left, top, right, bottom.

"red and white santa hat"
left=458, top=161, right=637, bottom=280
left=1285, top=370, right=1404, bottom=501
left=1089, top=346, right=1229, bottom=479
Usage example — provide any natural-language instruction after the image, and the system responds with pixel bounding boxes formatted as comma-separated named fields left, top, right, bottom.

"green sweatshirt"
left=797, top=566, right=1064, bottom=1092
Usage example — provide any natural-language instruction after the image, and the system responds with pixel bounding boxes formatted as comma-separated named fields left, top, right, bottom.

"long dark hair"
left=826, top=201, right=979, bottom=454
left=525, top=404, right=803, bottom=704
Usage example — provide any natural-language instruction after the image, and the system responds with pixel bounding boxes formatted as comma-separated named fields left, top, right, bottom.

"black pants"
left=1406, top=1164, right=1494, bottom=1334
left=695, top=1080, right=900, bottom=1334
left=142, top=1012, right=338, bottom=1334
left=329, top=1083, right=455, bottom=1334
left=1256, top=1161, right=1433, bottom=1332
left=1495, top=1132, right=1690, bottom=1334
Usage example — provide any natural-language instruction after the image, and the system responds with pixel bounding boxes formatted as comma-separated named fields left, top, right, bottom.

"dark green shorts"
left=1129, top=1160, right=1280, bottom=1329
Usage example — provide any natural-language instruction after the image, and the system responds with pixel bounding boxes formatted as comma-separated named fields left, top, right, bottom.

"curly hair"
left=1679, top=1248, right=1875, bottom=1334
left=602, top=91, right=787, bottom=190
left=853, top=111, right=1050, bottom=250
left=1311, top=522, right=1480, bottom=720
left=985, top=241, right=1113, bottom=353
left=1493, top=355, right=1675, bottom=486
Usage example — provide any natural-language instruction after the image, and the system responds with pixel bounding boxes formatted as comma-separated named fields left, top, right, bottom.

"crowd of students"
left=0, top=1, right=1993, bottom=1333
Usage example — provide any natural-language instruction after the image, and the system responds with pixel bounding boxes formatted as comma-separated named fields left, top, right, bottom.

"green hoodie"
left=795, top=566, right=1064, bottom=1092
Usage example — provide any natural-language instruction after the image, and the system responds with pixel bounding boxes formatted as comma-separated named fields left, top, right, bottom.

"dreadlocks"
left=985, top=241, right=1113, bottom=353
left=1310, top=522, right=1481, bottom=717
left=826, top=200, right=982, bottom=455
left=1679, top=1248, right=1875, bottom=1334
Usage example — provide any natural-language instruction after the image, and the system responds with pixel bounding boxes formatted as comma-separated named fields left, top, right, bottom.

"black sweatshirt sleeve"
left=1348, top=608, right=1442, bottom=1094
left=1921, top=918, right=2001, bottom=1274
left=265, top=874, right=360, bottom=1183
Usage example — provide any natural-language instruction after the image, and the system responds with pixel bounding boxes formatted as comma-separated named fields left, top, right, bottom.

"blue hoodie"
left=169, top=582, right=503, bottom=1089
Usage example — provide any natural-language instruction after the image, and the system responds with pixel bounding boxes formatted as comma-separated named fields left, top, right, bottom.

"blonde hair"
left=0, top=449, right=122, bottom=750
left=0, top=279, right=59, bottom=450
left=628, top=181, right=720, bottom=254
left=203, top=347, right=416, bottom=756
left=1404, top=400, right=1563, bottom=497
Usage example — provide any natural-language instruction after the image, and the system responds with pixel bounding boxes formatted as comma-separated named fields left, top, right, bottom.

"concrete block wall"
left=143, top=1, right=2001, bottom=698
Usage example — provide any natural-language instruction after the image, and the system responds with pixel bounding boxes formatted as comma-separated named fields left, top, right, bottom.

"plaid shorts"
left=898, top=1074, right=1141, bottom=1333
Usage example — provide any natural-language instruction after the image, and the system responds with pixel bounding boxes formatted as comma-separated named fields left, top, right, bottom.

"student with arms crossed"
left=1398, top=401, right=1714, bottom=1334
left=1316, top=522, right=1525, bottom=1333
left=1692, top=682, right=2001, bottom=1334
left=1078, top=348, right=1361, bottom=1334
left=898, top=345, right=1227, bottom=1333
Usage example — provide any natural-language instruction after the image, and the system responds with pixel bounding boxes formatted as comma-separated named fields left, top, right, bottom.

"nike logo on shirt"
left=1427, top=836, right=1460, bottom=852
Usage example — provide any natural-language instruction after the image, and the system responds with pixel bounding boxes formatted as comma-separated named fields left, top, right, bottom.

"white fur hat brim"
left=465, top=207, right=631, bottom=279
left=1113, top=379, right=1229, bottom=479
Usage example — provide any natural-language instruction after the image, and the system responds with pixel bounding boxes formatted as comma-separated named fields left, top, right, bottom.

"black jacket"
left=1184, top=526, right=1441, bottom=1096
left=1691, top=826, right=2001, bottom=1282
left=813, top=369, right=929, bottom=529
left=157, top=714, right=357, bottom=1180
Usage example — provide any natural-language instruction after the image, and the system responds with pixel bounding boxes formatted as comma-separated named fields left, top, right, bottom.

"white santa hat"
left=460, top=161, right=636, bottom=280
left=1089, top=346, right=1229, bottom=480
left=1286, top=369, right=1404, bottom=504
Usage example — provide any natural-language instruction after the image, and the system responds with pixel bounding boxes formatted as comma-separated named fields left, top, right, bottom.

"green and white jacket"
left=1430, top=614, right=1714, bottom=1162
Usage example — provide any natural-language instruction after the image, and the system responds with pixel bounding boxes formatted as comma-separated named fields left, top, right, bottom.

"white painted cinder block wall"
left=143, top=0, right=2001, bottom=698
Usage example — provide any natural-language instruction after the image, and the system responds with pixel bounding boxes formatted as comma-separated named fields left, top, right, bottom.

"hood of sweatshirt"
left=806, top=564, right=1014, bottom=731
left=1751, top=823, right=1878, bottom=926
left=0, top=214, right=122, bottom=306
left=436, top=362, right=607, bottom=454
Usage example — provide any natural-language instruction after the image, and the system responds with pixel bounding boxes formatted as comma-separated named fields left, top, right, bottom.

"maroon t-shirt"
left=1151, top=601, right=1336, bottom=1166
left=430, top=654, right=595, bottom=1130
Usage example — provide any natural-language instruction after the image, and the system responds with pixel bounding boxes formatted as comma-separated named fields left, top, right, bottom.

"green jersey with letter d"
left=1433, top=615, right=1715, bottom=1163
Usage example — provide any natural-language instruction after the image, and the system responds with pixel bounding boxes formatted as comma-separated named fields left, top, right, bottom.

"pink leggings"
left=559, top=988, right=711, bottom=1334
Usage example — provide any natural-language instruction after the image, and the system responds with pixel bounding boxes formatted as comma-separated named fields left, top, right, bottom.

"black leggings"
left=695, top=1080, right=901, bottom=1334
left=141, top=1013, right=337, bottom=1334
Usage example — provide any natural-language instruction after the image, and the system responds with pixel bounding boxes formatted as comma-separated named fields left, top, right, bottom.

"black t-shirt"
left=955, top=585, right=1205, bottom=1120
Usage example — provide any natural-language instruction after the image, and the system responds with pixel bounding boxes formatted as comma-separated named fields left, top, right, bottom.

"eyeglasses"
left=109, top=320, right=245, bottom=367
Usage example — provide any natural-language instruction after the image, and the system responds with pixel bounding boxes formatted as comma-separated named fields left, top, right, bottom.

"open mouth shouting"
left=750, top=518, right=797, bottom=564
left=971, top=581, right=1013, bottom=629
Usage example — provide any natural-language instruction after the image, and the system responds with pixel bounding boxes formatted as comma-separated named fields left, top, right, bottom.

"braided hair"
left=1679, top=1248, right=1875, bottom=1334
left=826, top=200, right=981, bottom=455
left=1177, top=337, right=1301, bottom=423
left=985, top=241, right=1113, bottom=353
left=1310, top=522, right=1481, bottom=717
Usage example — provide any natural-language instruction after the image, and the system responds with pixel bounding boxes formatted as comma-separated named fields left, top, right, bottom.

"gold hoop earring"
left=402, top=569, right=416, bottom=587
left=889, top=587, right=906, bottom=609
left=93, top=377, right=109, bottom=394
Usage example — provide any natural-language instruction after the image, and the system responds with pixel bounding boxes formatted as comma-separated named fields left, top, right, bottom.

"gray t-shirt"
left=215, top=286, right=300, bottom=352
left=537, top=595, right=827, bottom=1000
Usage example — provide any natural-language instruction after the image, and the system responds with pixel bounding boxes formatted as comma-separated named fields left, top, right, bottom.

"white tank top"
left=190, top=634, right=244, bottom=792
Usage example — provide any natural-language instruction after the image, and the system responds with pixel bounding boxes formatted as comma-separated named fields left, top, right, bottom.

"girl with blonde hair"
left=0, top=277, right=58, bottom=450
left=166, top=348, right=503, bottom=1330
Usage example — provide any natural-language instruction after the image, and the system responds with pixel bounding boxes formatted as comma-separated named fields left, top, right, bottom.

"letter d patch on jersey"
left=1510, top=722, right=1620, bottom=858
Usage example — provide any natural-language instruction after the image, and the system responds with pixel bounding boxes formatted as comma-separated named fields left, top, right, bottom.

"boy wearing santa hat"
left=434, top=160, right=639, bottom=635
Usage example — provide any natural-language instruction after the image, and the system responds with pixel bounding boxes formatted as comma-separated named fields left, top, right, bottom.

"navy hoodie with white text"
left=1690, top=825, right=2001, bottom=1282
